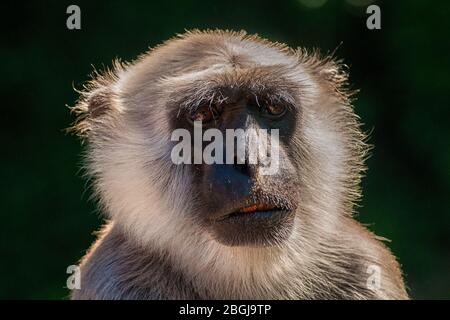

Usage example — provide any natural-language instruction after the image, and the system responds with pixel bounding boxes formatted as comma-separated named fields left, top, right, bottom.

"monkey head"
left=71, top=30, right=367, bottom=259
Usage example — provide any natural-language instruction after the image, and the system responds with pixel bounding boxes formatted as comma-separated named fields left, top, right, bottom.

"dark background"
left=1, top=0, right=449, bottom=299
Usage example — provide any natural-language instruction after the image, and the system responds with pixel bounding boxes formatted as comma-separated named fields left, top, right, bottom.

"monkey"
left=69, top=30, right=408, bottom=300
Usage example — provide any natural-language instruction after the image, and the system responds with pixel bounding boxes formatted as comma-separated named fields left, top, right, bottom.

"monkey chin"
left=208, top=208, right=296, bottom=247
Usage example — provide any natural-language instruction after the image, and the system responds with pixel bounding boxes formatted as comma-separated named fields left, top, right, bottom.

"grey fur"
left=70, top=30, right=408, bottom=300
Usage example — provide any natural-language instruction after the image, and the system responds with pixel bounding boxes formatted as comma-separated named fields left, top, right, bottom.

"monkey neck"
left=80, top=217, right=405, bottom=299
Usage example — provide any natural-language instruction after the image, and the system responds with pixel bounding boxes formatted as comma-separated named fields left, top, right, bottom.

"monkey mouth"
left=237, top=203, right=278, bottom=213
left=217, top=202, right=291, bottom=222
left=209, top=201, right=295, bottom=246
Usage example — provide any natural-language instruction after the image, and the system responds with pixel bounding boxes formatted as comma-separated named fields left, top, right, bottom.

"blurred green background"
left=1, top=0, right=449, bottom=299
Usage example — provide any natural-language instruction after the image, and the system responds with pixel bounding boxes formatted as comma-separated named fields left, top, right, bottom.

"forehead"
left=165, top=33, right=299, bottom=75
left=119, top=33, right=315, bottom=112
left=162, top=35, right=305, bottom=105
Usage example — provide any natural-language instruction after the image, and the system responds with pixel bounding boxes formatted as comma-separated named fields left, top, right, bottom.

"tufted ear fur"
left=68, top=62, right=125, bottom=139
left=295, top=48, right=357, bottom=104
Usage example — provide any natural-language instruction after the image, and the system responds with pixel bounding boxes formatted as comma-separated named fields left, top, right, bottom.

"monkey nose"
left=205, top=163, right=254, bottom=201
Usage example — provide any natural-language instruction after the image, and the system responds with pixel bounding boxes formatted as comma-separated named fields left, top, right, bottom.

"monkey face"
left=170, top=89, right=301, bottom=246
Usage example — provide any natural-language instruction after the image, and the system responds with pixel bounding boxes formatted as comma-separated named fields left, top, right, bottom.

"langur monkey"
left=70, top=30, right=408, bottom=299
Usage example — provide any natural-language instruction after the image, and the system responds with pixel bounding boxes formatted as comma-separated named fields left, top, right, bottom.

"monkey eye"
left=265, top=104, right=287, bottom=117
left=189, top=105, right=216, bottom=124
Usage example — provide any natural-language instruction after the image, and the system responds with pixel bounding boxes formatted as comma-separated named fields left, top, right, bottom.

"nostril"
left=233, top=162, right=251, bottom=177
left=232, top=153, right=253, bottom=176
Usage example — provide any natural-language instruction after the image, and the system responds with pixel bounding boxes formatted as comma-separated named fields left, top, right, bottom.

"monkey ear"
left=297, top=48, right=354, bottom=101
left=317, top=61, right=346, bottom=84
left=68, top=61, right=125, bottom=139
left=67, top=86, right=114, bottom=139
left=316, top=57, right=355, bottom=102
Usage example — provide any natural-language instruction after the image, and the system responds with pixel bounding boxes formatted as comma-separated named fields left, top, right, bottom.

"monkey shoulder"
left=325, top=218, right=409, bottom=299
left=71, top=223, right=197, bottom=300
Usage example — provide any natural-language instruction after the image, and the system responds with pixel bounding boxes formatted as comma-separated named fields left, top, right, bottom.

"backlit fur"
left=70, top=30, right=408, bottom=299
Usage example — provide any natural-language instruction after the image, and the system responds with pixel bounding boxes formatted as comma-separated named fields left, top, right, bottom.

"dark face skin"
left=170, top=87, right=301, bottom=246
